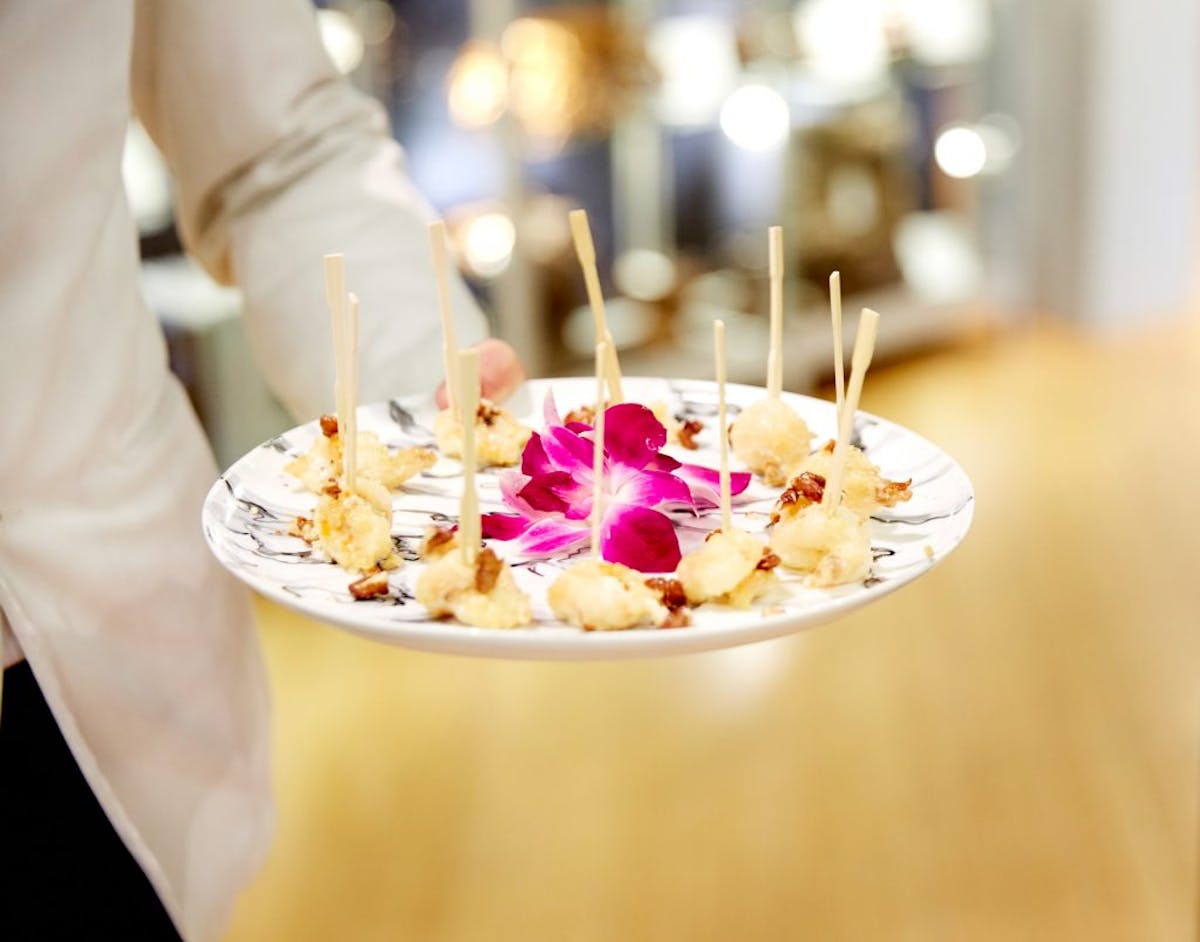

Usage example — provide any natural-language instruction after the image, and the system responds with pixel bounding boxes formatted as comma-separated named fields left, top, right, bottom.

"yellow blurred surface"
left=227, top=317, right=1200, bottom=941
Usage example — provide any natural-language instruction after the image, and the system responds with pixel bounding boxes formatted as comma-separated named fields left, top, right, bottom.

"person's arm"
left=130, top=0, right=489, bottom=419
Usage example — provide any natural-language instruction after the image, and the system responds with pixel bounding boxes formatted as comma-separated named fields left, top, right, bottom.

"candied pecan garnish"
left=677, top=418, right=703, bottom=450
left=321, top=480, right=341, bottom=498
left=477, top=401, right=502, bottom=426
left=877, top=478, right=913, bottom=506
left=757, top=550, right=781, bottom=572
left=644, top=577, right=688, bottom=613
left=770, top=472, right=825, bottom=524
left=289, top=516, right=316, bottom=543
left=349, top=571, right=389, bottom=600
left=474, top=548, right=503, bottom=593
left=419, top=525, right=457, bottom=559
left=319, top=414, right=339, bottom=438
left=564, top=404, right=596, bottom=426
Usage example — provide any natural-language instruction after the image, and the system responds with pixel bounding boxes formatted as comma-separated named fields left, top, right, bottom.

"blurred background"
left=126, top=1, right=1200, bottom=939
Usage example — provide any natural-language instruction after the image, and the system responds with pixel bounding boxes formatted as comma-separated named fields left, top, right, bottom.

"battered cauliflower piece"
left=793, top=440, right=912, bottom=517
left=548, top=559, right=676, bottom=631
left=313, top=488, right=400, bottom=574
left=285, top=414, right=436, bottom=494
left=414, top=533, right=532, bottom=629
left=769, top=503, right=872, bottom=587
left=729, top=398, right=812, bottom=486
left=675, top=528, right=780, bottom=607
left=434, top=400, right=531, bottom=467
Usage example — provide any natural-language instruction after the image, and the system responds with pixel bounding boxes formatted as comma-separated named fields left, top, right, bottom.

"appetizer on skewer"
left=299, top=270, right=402, bottom=586
left=729, top=227, right=812, bottom=485
left=416, top=349, right=533, bottom=628
left=427, top=220, right=531, bottom=467
left=285, top=414, right=435, bottom=496
left=675, top=321, right=779, bottom=607
left=784, top=439, right=912, bottom=519
left=770, top=309, right=880, bottom=587
left=548, top=342, right=690, bottom=630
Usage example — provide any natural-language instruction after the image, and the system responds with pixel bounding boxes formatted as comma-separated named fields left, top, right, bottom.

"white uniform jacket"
left=0, top=1, right=484, bottom=938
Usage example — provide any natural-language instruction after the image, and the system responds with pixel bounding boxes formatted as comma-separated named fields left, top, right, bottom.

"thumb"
left=435, top=338, right=527, bottom=409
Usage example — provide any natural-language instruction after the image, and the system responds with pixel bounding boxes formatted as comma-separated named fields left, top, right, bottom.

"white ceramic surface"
left=202, top=378, right=973, bottom=659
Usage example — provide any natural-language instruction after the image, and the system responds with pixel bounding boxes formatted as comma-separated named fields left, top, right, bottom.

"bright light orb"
left=462, top=213, right=516, bottom=279
left=719, top=85, right=791, bottom=153
left=934, top=125, right=987, bottom=179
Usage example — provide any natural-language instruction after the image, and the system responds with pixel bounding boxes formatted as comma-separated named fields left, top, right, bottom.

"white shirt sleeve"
left=130, top=0, right=487, bottom=420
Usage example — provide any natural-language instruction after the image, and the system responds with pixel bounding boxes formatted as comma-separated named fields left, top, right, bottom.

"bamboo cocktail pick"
left=822, top=308, right=880, bottom=514
left=714, top=319, right=733, bottom=532
left=343, top=292, right=361, bottom=495
left=767, top=226, right=784, bottom=401
left=457, top=348, right=481, bottom=566
left=830, top=271, right=845, bottom=427
left=323, top=253, right=348, bottom=480
left=591, top=340, right=608, bottom=558
left=428, top=220, right=460, bottom=418
left=569, top=209, right=624, bottom=403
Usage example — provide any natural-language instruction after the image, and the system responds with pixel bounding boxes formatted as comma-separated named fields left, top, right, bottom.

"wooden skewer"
left=323, top=253, right=348, bottom=480
left=344, top=292, right=360, bottom=495
left=569, top=209, right=624, bottom=403
left=428, top=220, right=460, bottom=418
left=830, top=271, right=844, bottom=428
left=591, top=341, right=608, bottom=559
left=714, top=319, right=732, bottom=532
left=458, top=348, right=481, bottom=566
left=767, top=226, right=784, bottom=400
left=822, top=308, right=880, bottom=514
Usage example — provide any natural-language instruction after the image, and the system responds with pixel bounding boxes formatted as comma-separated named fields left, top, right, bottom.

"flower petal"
left=542, top=391, right=563, bottom=428
left=516, top=517, right=590, bottom=556
left=542, top=425, right=596, bottom=472
left=602, top=403, right=666, bottom=469
left=517, top=474, right=572, bottom=514
left=600, top=502, right=682, bottom=572
left=675, top=462, right=751, bottom=507
left=520, top=433, right=555, bottom=477
left=612, top=468, right=693, bottom=508
left=481, top=512, right=533, bottom=540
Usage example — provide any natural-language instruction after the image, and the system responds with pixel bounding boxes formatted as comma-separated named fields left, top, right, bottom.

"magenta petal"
left=565, top=421, right=593, bottom=434
left=542, top=425, right=595, bottom=471
left=602, top=404, right=666, bottom=469
left=482, top=513, right=532, bottom=540
left=517, top=475, right=572, bottom=514
left=676, top=462, right=751, bottom=504
left=647, top=452, right=682, bottom=473
left=542, top=391, right=563, bottom=428
left=520, top=433, right=555, bottom=477
left=517, top=518, right=590, bottom=556
left=613, top=468, right=693, bottom=508
left=600, top=502, right=682, bottom=573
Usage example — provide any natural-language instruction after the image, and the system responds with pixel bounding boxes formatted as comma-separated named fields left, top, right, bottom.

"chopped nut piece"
left=477, top=402, right=502, bottom=426
left=757, top=549, right=781, bottom=571
left=677, top=419, right=703, bottom=450
left=289, top=516, right=316, bottom=543
left=319, top=414, right=339, bottom=438
left=420, top=526, right=457, bottom=559
left=349, top=571, right=390, bottom=600
left=474, top=548, right=503, bottom=593
left=321, top=480, right=341, bottom=498
left=644, top=577, right=688, bottom=613
left=771, top=472, right=826, bottom=523
left=564, top=404, right=596, bottom=426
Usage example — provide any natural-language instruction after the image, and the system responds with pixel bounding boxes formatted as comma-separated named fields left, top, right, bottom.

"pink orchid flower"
left=481, top=397, right=750, bottom=572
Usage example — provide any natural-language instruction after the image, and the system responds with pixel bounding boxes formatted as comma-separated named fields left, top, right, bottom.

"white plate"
left=202, top=377, right=973, bottom=659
